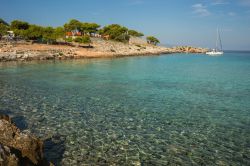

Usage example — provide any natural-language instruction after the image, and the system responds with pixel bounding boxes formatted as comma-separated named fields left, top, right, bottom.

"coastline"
left=0, top=40, right=208, bottom=62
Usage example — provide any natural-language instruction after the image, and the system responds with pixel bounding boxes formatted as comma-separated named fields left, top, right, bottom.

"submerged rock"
left=0, top=114, right=53, bottom=166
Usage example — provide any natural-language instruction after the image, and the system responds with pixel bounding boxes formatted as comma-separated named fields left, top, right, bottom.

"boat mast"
left=218, top=29, right=222, bottom=51
left=216, top=28, right=218, bottom=51
left=216, top=28, right=223, bottom=51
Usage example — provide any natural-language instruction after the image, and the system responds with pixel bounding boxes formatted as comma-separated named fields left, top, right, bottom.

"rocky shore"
left=0, top=114, right=53, bottom=166
left=0, top=39, right=208, bottom=62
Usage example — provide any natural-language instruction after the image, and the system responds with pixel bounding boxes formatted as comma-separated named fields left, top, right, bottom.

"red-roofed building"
left=65, top=30, right=82, bottom=39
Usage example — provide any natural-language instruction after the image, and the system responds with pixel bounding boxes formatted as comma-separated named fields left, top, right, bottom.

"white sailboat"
left=206, top=29, right=224, bottom=55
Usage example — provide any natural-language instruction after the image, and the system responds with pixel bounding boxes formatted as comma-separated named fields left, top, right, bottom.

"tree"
left=146, top=36, right=160, bottom=45
left=42, top=27, right=56, bottom=44
left=53, top=27, right=65, bottom=39
left=81, top=23, right=100, bottom=35
left=64, top=19, right=82, bottom=31
left=99, top=24, right=129, bottom=42
left=24, top=26, right=64, bottom=41
left=10, top=20, right=29, bottom=30
left=0, top=23, right=9, bottom=38
left=10, top=20, right=30, bottom=38
left=64, top=20, right=100, bottom=36
left=25, top=24, right=44, bottom=40
left=0, top=18, right=9, bottom=26
left=128, top=30, right=144, bottom=37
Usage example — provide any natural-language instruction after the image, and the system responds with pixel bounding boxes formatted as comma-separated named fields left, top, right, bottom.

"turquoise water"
left=0, top=52, right=250, bottom=165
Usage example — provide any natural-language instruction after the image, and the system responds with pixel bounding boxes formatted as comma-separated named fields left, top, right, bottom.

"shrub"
left=65, top=37, right=73, bottom=42
left=74, top=37, right=82, bottom=43
left=74, top=36, right=91, bottom=44
left=146, top=36, right=160, bottom=45
left=81, top=36, right=91, bottom=44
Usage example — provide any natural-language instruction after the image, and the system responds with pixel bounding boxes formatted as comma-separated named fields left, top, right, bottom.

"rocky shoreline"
left=0, top=114, right=53, bottom=166
left=0, top=40, right=208, bottom=62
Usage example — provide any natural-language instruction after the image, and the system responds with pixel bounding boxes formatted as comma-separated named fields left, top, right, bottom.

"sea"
left=0, top=51, right=250, bottom=165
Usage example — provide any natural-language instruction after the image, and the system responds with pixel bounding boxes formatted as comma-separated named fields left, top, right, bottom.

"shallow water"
left=0, top=52, right=250, bottom=165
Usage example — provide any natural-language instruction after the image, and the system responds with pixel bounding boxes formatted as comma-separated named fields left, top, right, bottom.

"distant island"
left=0, top=18, right=207, bottom=61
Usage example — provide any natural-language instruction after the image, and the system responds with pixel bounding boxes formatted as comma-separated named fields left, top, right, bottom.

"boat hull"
left=206, top=51, right=224, bottom=56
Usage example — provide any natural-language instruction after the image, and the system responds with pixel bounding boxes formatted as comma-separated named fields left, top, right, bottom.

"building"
left=65, top=30, right=82, bottom=39
left=1, top=31, right=15, bottom=40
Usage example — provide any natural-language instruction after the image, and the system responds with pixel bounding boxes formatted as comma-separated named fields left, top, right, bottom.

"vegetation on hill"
left=147, top=36, right=160, bottom=45
left=74, top=36, right=91, bottom=44
left=64, top=19, right=100, bottom=35
left=0, top=18, right=9, bottom=26
left=0, top=18, right=160, bottom=45
left=0, top=18, right=10, bottom=37
left=128, top=30, right=144, bottom=37
left=98, top=24, right=129, bottom=42
left=0, top=23, right=9, bottom=37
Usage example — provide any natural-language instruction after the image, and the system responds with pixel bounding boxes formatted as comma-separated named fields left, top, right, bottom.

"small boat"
left=206, top=49, right=223, bottom=55
left=206, top=29, right=224, bottom=56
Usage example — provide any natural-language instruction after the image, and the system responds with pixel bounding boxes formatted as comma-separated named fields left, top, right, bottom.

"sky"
left=1, top=0, right=250, bottom=50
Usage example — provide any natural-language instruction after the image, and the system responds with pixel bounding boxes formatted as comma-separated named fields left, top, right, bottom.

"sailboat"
left=206, top=29, right=224, bottom=55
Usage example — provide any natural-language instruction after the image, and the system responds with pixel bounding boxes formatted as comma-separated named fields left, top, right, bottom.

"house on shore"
left=65, top=30, right=82, bottom=39
left=0, top=31, right=15, bottom=41
left=65, top=29, right=110, bottom=40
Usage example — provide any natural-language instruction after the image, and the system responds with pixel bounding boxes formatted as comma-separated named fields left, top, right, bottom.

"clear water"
left=0, top=52, right=250, bottom=165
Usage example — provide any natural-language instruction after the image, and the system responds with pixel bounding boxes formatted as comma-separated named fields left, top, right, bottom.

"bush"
left=74, top=37, right=82, bottom=43
left=0, top=23, right=9, bottom=37
left=81, top=36, right=91, bottom=44
left=41, top=38, right=56, bottom=44
left=146, top=36, right=160, bottom=45
left=65, top=37, right=73, bottom=42
left=74, top=36, right=91, bottom=44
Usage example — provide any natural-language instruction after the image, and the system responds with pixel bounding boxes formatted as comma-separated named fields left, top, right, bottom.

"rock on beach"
left=0, top=114, right=53, bottom=166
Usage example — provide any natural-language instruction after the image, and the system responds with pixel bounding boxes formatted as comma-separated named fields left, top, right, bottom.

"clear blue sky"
left=1, top=0, right=250, bottom=50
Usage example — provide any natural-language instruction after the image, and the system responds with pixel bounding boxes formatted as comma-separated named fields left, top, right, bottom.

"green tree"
left=64, top=19, right=82, bottom=31
left=53, top=26, right=65, bottom=39
left=0, top=18, right=9, bottom=26
left=99, top=24, right=129, bottom=42
left=0, top=23, right=9, bottom=38
left=10, top=20, right=29, bottom=30
left=0, top=18, right=9, bottom=38
left=10, top=20, right=30, bottom=39
left=81, top=23, right=100, bottom=35
left=128, top=30, right=144, bottom=37
left=25, top=24, right=44, bottom=40
left=42, top=27, right=56, bottom=44
left=146, top=36, right=160, bottom=45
